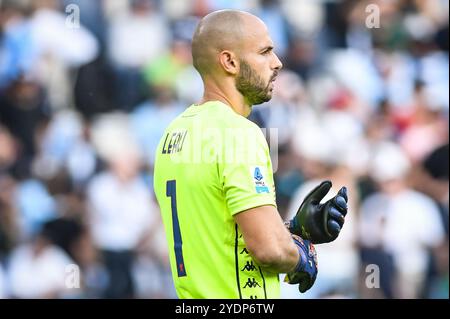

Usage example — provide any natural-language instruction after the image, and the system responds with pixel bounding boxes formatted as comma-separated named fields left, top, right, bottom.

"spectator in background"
left=280, top=0, right=324, bottom=41
left=399, top=82, right=448, bottom=164
left=41, top=218, right=105, bottom=298
left=7, top=219, right=77, bottom=298
left=107, top=0, right=171, bottom=110
left=359, top=142, right=445, bottom=298
left=142, top=37, right=203, bottom=106
left=420, top=143, right=449, bottom=227
left=0, top=0, right=99, bottom=174
left=142, top=39, right=193, bottom=90
left=28, top=0, right=99, bottom=111
left=0, top=76, right=50, bottom=162
left=0, top=0, right=98, bottom=110
left=412, top=141, right=449, bottom=299
left=87, top=118, right=159, bottom=298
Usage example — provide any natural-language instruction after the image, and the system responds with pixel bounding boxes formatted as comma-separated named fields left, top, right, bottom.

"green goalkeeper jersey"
left=153, top=101, right=279, bottom=299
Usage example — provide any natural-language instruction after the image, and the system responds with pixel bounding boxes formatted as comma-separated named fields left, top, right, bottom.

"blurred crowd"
left=0, top=0, right=448, bottom=299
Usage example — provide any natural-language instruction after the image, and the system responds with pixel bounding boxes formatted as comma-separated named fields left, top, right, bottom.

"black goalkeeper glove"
left=287, top=180, right=348, bottom=244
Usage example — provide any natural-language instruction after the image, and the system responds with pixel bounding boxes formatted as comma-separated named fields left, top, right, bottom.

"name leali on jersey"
left=162, top=130, right=188, bottom=154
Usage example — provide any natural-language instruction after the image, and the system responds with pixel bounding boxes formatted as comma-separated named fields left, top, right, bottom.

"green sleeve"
left=220, top=125, right=277, bottom=216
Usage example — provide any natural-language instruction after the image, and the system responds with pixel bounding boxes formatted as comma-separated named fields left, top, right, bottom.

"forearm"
left=249, top=232, right=300, bottom=274
left=234, top=205, right=301, bottom=274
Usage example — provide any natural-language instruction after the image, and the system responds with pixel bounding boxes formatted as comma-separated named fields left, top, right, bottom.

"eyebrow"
left=259, top=45, right=274, bottom=53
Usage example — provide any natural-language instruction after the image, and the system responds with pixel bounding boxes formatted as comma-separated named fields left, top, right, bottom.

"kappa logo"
left=252, top=167, right=269, bottom=194
left=243, top=278, right=261, bottom=289
left=241, top=261, right=257, bottom=272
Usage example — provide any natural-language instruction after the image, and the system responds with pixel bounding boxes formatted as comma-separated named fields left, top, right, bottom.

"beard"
left=236, top=60, right=274, bottom=106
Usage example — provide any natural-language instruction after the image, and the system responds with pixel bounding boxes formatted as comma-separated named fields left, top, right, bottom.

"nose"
left=273, top=52, right=283, bottom=71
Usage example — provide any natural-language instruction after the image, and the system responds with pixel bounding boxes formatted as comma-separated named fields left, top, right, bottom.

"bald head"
left=192, top=10, right=266, bottom=76
left=192, top=10, right=282, bottom=111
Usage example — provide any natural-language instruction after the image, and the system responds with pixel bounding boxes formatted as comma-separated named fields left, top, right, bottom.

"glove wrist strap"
left=292, top=235, right=307, bottom=273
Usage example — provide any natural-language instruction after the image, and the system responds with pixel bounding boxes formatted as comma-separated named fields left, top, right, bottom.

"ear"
left=218, top=50, right=238, bottom=75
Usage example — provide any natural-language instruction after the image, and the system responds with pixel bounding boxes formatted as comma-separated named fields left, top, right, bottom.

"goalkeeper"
left=153, top=9, right=348, bottom=299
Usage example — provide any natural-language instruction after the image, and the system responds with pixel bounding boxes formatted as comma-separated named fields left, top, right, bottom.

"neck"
left=199, top=79, right=252, bottom=117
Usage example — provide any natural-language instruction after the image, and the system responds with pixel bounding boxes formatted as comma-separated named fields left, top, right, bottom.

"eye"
left=261, top=47, right=273, bottom=55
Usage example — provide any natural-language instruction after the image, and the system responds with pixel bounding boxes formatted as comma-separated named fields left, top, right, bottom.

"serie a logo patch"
left=251, top=166, right=270, bottom=194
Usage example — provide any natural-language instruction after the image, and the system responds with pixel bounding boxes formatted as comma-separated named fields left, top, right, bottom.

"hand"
left=288, top=181, right=348, bottom=244
left=284, top=235, right=318, bottom=293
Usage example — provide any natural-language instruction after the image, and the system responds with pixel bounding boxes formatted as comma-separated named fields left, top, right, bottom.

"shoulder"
left=219, top=111, right=266, bottom=146
left=223, top=108, right=262, bottom=130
